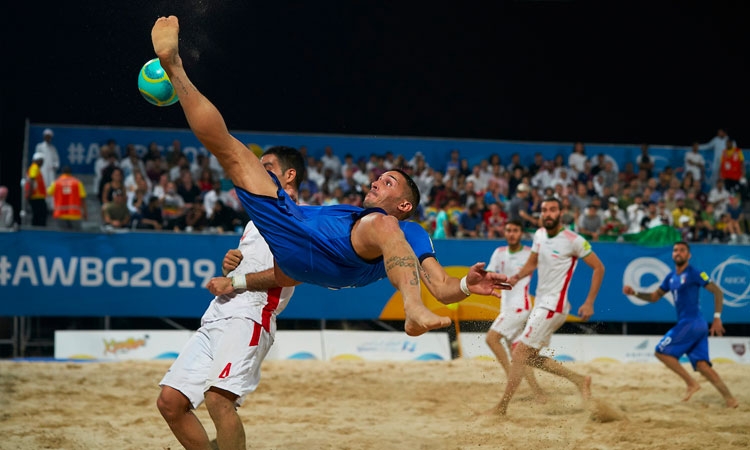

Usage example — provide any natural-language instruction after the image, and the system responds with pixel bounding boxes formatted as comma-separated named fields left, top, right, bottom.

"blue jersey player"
left=623, top=241, right=738, bottom=408
left=151, top=16, right=511, bottom=337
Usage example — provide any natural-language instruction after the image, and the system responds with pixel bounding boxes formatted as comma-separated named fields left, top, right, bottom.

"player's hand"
left=578, top=301, right=594, bottom=321
left=709, top=318, right=725, bottom=337
left=222, top=249, right=243, bottom=274
left=465, top=262, right=511, bottom=298
left=623, top=285, right=635, bottom=295
left=207, top=277, right=235, bottom=296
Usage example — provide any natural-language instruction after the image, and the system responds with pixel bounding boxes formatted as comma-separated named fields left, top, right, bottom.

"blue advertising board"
left=1, top=230, right=748, bottom=323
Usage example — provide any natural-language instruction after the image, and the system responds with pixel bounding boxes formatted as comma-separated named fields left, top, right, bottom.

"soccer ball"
left=138, top=58, right=178, bottom=106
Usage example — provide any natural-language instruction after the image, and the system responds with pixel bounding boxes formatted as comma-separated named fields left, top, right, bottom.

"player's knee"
left=156, top=388, right=186, bottom=419
left=205, top=388, right=238, bottom=419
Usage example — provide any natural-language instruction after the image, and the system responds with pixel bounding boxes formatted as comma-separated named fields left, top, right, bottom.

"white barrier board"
left=54, top=330, right=194, bottom=360
left=322, top=330, right=451, bottom=361
left=460, top=332, right=750, bottom=364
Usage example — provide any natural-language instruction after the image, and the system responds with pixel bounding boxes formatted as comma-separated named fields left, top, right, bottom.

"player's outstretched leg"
left=695, top=361, right=739, bottom=408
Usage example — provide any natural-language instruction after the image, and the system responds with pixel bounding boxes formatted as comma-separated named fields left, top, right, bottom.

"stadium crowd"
left=10, top=130, right=749, bottom=244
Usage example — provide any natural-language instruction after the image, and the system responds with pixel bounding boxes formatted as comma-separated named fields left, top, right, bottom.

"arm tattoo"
left=385, top=256, right=420, bottom=286
left=418, top=265, right=433, bottom=286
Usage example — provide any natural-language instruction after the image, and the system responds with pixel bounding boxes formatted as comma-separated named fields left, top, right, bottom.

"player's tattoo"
left=385, top=256, right=417, bottom=272
left=418, top=265, right=433, bottom=286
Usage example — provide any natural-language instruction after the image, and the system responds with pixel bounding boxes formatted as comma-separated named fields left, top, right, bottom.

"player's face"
left=504, top=224, right=522, bottom=246
left=672, top=244, right=690, bottom=266
left=540, top=201, right=561, bottom=230
left=260, top=153, right=283, bottom=179
left=364, top=171, right=411, bottom=216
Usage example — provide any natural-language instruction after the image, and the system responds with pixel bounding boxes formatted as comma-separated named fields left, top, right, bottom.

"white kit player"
left=491, top=197, right=605, bottom=415
left=157, top=146, right=303, bottom=450
left=485, top=219, right=546, bottom=402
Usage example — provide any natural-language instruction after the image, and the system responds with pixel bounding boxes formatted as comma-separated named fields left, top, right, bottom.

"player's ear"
left=398, top=200, right=413, bottom=214
left=284, top=168, right=296, bottom=183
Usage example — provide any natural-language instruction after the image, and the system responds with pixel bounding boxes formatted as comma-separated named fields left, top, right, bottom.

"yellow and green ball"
left=138, top=58, right=178, bottom=107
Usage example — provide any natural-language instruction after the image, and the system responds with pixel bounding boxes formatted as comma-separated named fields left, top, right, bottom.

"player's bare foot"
left=579, top=375, right=592, bottom=401
left=477, top=403, right=507, bottom=416
left=151, top=16, right=181, bottom=63
left=682, top=382, right=701, bottom=401
left=404, top=306, right=451, bottom=336
left=726, top=397, right=739, bottom=409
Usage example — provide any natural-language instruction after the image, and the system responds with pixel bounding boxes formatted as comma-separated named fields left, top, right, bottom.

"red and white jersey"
left=201, top=221, right=294, bottom=334
left=487, top=245, right=532, bottom=315
left=531, top=227, right=592, bottom=313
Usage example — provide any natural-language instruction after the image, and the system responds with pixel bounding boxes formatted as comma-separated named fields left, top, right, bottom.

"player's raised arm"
left=150, top=15, right=277, bottom=198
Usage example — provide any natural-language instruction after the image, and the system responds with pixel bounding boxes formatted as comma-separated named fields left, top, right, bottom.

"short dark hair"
left=263, top=146, right=306, bottom=190
left=674, top=241, right=690, bottom=252
left=391, top=168, right=421, bottom=219
left=542, top=196, right=562, bottom=209
left=506, top=218, right=524, bottom=229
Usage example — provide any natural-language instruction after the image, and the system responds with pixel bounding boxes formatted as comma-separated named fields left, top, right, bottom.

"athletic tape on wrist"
left=232, top=275, right=247, bottom=290
left=714, top=312, right=721, bottom=319
left=460, top=276, right=471, bottom=296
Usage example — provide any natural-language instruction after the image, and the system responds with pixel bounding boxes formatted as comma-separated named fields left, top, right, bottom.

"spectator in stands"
left=428, top=171, right=448, bottom=208
left=208, top=200, right=242, bottom=233
left=25, top=152, right=48, bottom=227
left=305, top=156, right=325, bottom=190
left=0, top=186, right=15, bottom=230
left=618, top=161, right=638, bottom=185
left=577, top=204, right=603, bottom=241
left=569, top=182, right=590, bottom=213
left=120, top=144, right=147, bottom=182
left=527, top=153, right=545, bottom=178
left=320, top=145, right=342, bottom=176
left=656, top=199, right=674, bottom=227
left=671, top=197, right=696, bottom=236
left=531, top=161, right=555, bottom=193
left=626, top=193, right=647, bottom=233
left=684, top=142, right=706, bottom=187
left=169, top=154, right=190, bottom=181
left=576, top=159, right=594, bottom=186
left=47, top=166, right=89, bottom=230
left=173, top=201, right=209, bottom=232
left=127, top=173, right=152, bottom=217
left=699, top=128, right=729, bottom=187
left=35, top=129, right=60, bottom=210
left=447, top=149, right=462, bottom=174
left=485, top=202, right=508, bottom=238
left=165, top=139, right=184, bottom=169
left=560, top=196, right=578, bottom=231
left=725, top=195, right=746, bottom=243
left=341, top=153, right=357, bottom=178
left=196, top=167, right=214, bottom=193
left=143, top=141, right=167, bottom=184
left=102, top=189, right=131, bottom=229
left=100, top=167, right=126, bottom=205
left=95, top=145, right=121, bottom=201
left=567, top=141, right=587, bottom=175
left=137, top=196, right=164, bottom=230
left=507, top=166, right=525, bottom=198
left=695, top=202, right=719, bottom=242
left=176, top=168, right=202, bottom=206
left=718, top=140, right=745, bottom=194
left=467, top=163, right=489, bottom=193
left=708, top=179, right=731, bottom=217
left=551, top=167, right=575, bottom=195
left=456, top=203, right=484, bottom=238
left=161, top=181, right=187, bottom=228
left=641, top=201, right=667, bottom=230
left=506, top=152, right=525, bottom=175
left=636, top=144, right=655, bottom=179
left=459, top=179, right=479, bottom=208
left=432, top=199, right=451, bottom=239
left=507, top=183, right=536, bottom=231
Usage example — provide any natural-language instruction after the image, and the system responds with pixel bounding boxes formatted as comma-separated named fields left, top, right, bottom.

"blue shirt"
left=235, top=181, right=436, bottom=289
left=658, top=265, right=710, bottom=321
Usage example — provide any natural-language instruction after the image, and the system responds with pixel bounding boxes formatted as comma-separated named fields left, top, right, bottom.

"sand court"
left=0, top=359, right=747, bottom=450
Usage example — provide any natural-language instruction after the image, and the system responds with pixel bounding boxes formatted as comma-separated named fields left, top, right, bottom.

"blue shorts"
left=655, top=318, right=710, bottom=370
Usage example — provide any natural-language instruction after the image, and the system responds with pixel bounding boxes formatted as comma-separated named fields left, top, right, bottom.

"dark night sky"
left=2, top=1, right=750, bottom=205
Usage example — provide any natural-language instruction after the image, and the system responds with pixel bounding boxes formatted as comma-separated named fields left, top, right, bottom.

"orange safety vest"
left=26, top=163, right=47, bottom=199
left=720, top=148, right=744, bottom=181
left=52, top=175, right=84, bottom=220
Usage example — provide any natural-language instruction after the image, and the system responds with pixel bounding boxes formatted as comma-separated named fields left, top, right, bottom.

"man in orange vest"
left=47, top=166, right=88, bottom=230
left=26, top=152, right=48, bottom=227
left=719, top=140, right=745, bottom=194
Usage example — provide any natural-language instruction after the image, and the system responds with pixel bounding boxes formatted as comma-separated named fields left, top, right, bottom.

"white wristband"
left=232, top=275, right=247, bottom=290
left=459, top=276, right=471, bottom=296
left=714, top=312, right=721, bottom=319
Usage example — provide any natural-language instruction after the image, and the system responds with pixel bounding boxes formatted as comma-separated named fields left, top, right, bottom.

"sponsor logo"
left=711, top=256, right=750, bottom=308
left=103, top=335, right=148, bottom=355
left=622, top=257, right=674, bottom=306
left=732, top=343, right=746, bottom=357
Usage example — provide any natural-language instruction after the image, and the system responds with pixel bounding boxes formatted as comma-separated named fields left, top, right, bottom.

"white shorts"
left=159, top=317, right=273, bottom=409
left=489, top=309, right=531, bottom=343
left=516, top=307, right=566, bottom=350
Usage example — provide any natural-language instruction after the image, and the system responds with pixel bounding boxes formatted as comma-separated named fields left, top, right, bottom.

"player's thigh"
left=490, top=311, right=530, bottom=343
left=208, top=318, right=274, bottom=406
left=159, top=328, right=214, bottom=409
left=517, top=307, right=565, bottom=350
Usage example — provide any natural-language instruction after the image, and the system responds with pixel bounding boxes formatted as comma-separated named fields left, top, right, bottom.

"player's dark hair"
left=391, top=168, right=421, bottom=219
left=542, top=196, right=562, bottom=209
left=506, top=218, right=524, bottom=229
left=674, top=241, right=690, bottom=251
left=263, top=146, right=306, bottom=190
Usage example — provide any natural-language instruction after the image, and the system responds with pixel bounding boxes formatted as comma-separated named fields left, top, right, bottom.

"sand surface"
left=0, top=358, right=747, bottom=449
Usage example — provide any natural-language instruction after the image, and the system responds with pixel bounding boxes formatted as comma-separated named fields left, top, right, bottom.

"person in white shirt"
left=699, top=128, right=729, bottom=187
left=684, top=142, right=706, bottom=184
left=707, top=179, right=731, bottom=217
left=0, top=186, right=14, bottom=230
left=485, top=219, right=546, bottom=404
left=490, top=197, right=605, bottom=416
left=35, top=129, right=60, bottom=209
left=567, top=141, right=588, bottom=175
left=320, top=145, right=342, bottom=175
